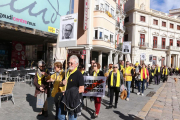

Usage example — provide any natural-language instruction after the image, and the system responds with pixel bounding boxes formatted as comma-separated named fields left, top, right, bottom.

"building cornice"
left=126, top=8, right=180, bottom=23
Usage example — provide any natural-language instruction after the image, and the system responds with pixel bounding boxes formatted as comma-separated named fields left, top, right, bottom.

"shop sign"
left=59, top=13, right=78, bottom=48
left=84, top=0, right=88, bottom=30
left=68, top=50, right=80, bottom=54
left=81, top=55, right=84, bottom=59
left=0, top=0, right=70, bottom=34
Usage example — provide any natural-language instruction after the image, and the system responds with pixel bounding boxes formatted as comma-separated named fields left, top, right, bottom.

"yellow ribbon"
left=110, top=70, right=120, bottom=87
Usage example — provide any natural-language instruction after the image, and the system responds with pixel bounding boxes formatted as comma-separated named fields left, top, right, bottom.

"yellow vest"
left=163, top=68, right=168, bottom=75
left=176, top=67, right=179, bottom=71
left=141, top=68, right=147, bottom=81
left=37, top=69, right=49, bottom=85
left=124, top=66, right=132, bottom=81
left=120, top=65, right=124, bottom=71
left=154, top=67, right=160, bottom=74
left=51, top=70, right=65, bottom=97
left=111, top=70, right=120, bottom=87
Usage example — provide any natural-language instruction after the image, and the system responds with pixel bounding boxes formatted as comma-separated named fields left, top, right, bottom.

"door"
left=153, top=37, right=157, bottom=48
left=140, top=34, right=145, bottom=46
left=162, top=38, right=166, bottom=49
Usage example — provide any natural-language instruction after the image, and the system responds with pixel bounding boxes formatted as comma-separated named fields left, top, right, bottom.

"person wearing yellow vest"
left=154, top=64, right=161, bottom=85
left=162, top=66, right=169, bottom=83
left=105, top=64, right=113, bottom=97
left=119, top=60, right=124, bottom=73
left=91, top=62, right=104, bottom=118
left=34, top=60, right=50, bottom=117
left=107, top=64, right=124, bottom=109
left=59, top=55, right=84, bottom=120
left=78, top=64, right=88, bottom=76
left=176, top=66, right=179, bottom=75
left=137, top=63, right=149, bottom=96
left=46, top=62, right=65, bottom=120
left=123, top=61, right=134, bottom=101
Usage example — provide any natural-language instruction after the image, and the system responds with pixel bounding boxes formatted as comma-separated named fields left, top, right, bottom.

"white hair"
left=113, top=64, right=119, bottom=69
left=38, top=60, right=45, bottom=67
left=69, top=55, right=79, bottom=64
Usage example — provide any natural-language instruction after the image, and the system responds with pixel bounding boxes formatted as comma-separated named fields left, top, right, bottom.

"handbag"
left=36, top=92, right=47, bottom=108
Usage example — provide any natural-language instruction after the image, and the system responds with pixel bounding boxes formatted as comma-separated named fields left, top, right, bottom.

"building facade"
left=124, top=0, right=180, bottom=67
left=52, top=0, right=127, bottom=71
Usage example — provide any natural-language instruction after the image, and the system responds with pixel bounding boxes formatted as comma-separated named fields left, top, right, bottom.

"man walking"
left=162, top=66, right=169, bottom=83
left=154, top=64, right=161, bottom=85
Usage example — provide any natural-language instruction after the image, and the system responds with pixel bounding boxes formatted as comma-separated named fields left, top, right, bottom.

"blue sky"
left=150, top=0, right=180, bottom=13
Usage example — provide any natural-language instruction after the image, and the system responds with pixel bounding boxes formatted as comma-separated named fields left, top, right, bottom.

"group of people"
left=33, top=55, right=171, bottom=120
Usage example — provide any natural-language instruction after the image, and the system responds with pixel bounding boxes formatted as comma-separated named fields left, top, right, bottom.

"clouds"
left=150, top=0, right=180, bottom=13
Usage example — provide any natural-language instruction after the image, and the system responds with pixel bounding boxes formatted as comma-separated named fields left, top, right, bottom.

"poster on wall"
left=11, top=41, right=25, bottom=69
left=149, top=55, right=153, bottom=62
left=122, top=42, right=131, bottom=54
left=0, top=0, right=71, bottom=34
left=140, top=53, right=146, bottom=60
left=59, top=13, right=78, bottom=48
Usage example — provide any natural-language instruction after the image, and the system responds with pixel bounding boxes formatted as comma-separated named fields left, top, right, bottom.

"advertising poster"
left=11, top=41, right=25, bottom=69
left=122, top=42, right=131, bottom=54
left=0, top=0, right=71, bottom=34
left=149, top=55, right=153, bottom=62
left=141, top=53, right=146, bottom=60
left=82, top=76, right=106, bottom=97
left=59, top=13, right=78, bottom=48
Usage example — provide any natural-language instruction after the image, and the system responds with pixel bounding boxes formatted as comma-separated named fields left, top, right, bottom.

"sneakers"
left=141, top=93, right=144, bottom=96
left=126, top=98, right=129, bottom=101
left=137, top=92, right=140, bottom=95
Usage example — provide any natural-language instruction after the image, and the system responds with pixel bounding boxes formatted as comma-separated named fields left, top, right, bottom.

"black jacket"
left=62, top=87, right=81, bottom=115
left=90, top=70, right=104, bottom=76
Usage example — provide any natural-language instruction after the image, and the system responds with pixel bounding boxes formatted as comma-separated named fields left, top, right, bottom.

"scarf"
left=111, top=70, right=120, bottom=87
left=141, top=68, right=147, bottom=81
left=37, top=68, right=42, bottom=77
left=163, top=68, right=168, bottom=75
left=81, top=70, right=85, bottom=75
left=154, top=67, right=160, bottom=74
left=93, top=69, right=100, bottom=76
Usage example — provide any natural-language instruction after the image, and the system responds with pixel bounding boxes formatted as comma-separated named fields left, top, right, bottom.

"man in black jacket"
left=89, top=60, right=95, bottom=75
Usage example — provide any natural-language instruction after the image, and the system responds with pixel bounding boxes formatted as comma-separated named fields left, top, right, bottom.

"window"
left=95, top=30, right=98, bottom=39
left=104, top=35, right=108, bottom=41
left=111, top=8, right=114, bottom=16
left=96, top=5, right=99, bottom=10
left=140, top=16, right=145, bottom=22
left=177, top=40, right=180, bottom=47
left=110, top=34, right=113, bottom=42
left=170, top=39, right=173, bottom=46
left=105, top=4, right=109, bottom=11
left=177, top=25, right=180, bottom=30
left=153, top=36, right=157, bottom=48
left=140, top=34, right=145, bottom=45
left=125, top=17, right=129, bottom=23
left=170, top=23, right=174, bottom=29
left=153, top=19, right=158, bottom=25
left=99, top=32, right=103, bottom=39
left=124, top=34, right=128, bottom=41
left=162, top=38, right=166, bottom=49
left=162, top=21, right=166, bottom=27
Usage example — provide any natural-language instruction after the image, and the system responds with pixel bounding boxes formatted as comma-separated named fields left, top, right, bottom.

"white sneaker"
left=126, top=98, right=129, bottom=101
left=137, top=92, right=140, bottom=95
left=141, top=93, right=144, bottom=96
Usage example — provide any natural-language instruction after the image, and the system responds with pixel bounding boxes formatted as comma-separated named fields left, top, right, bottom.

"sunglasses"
left=113, top=67, right=118, bottom=68
left=93, top=65, right=97, bottom=67
left=68, top=62, right=73, bottom=65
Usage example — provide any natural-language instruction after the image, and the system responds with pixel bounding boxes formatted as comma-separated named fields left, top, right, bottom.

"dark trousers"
left=163, top=75, right=168, bottom=82
left=131, top=77, right=135, bottom=93
left=109, top=87, right=119, bottom=105
left=138, top=79, right=146, bottom=93
left=154, top=75, right=161, bottom=85
left=55, top=103, right=59, bottom=119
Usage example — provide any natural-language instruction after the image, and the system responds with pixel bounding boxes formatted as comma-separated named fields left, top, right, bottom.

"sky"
left=150, top=0, right=180, bottom=13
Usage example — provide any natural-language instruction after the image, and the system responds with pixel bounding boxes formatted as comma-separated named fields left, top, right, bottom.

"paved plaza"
left=0, top=77, right=179, bottom=120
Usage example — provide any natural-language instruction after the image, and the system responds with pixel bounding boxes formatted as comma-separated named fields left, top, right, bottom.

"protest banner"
left=82, top=76, right=106, bottom=97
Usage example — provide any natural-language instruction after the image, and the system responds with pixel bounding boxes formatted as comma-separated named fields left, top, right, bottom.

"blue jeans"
left=126, top=81, right=131, bottom=98
left=68, top=113, right=77, bottom=120
left=138, top=79, right=146, bottom=93
left=58, top=96, right=67, bottom=120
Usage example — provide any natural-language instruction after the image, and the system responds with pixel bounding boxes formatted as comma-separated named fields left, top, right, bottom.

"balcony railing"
left=116, top=4, right=120, bottom=13
left=167, top=46, right=180, bottom=51
left=152, top=45, right=167, bottom=49
left=117, top=44, right=123, bottom=51
left=116, top=21, right=120, bottom=28
left=138, top=42, right=149, bottom=48
left=93, top=37, right=104, bottom=40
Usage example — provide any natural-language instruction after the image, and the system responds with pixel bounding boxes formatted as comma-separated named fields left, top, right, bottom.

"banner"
left=59, top=13, right=78, bottom=48
left=82, top=76, right=106, bottom=97
left=122, top=42, right=131, bottom=54
left=11, top=41, right=25, bottom=69
left=0, top=0, right=71, bottom=34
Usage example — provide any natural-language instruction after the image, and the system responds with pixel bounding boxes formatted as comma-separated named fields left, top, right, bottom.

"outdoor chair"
left=0, top=82, right=15, bottom=108
left=0, top=69, right=8, bottom=82
left=8, top=71, right=19, bottom=82
left=26, top=70, right=36, bottom=86
left=19, top=67, right=25, bottom=70
left=19, top=70, right=28, bottom=82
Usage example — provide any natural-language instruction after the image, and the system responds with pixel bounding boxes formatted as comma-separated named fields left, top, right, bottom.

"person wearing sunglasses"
left=91, top=62, right=104, bottom=118
left=107, top=64, right=124, bottom=109
left=89, top=60, right=95, bottom=75
left=123, top=61, right=134, bottom=101
left=46, top=62, right=65, bottom=120
left=34, top=60, right=50, bottom=117
left=78, top=64, right=88, bottom=76
left=105, top=64, right=113, bottom=97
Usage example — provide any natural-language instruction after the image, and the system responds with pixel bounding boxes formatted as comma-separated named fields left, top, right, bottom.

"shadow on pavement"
left=26, top=94, right=41, bottom=112
left=114, top=111, right=143, bottom=120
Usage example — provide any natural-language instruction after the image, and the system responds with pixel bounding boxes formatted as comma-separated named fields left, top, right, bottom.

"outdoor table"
left=28, top=73, right=35, bottom=86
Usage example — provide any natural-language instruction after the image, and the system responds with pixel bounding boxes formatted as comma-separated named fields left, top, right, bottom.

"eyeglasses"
left=113, top=67, right=118, bottom=68
left=68, top=62, right=73, bottom=65
left=93, top=65, right=97, bottom=67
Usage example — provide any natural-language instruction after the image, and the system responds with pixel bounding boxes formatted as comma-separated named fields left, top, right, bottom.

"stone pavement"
left=0, top=79, right=165, bottom=120
left=137, top=76, right=180, bottom=120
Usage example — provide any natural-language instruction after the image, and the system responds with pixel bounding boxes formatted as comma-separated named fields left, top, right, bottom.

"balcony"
left=152, top=45, right=168, bottom=50
left=119, top=23, right=126, bottom=32
left=116, top=4, right=120, bottom=13
left=138, top=42, right=149, bottom=49
left=117, top=44, right=123, bottom=51
left=166, top=46, right=180, bottom=51
left=93, top=37, right=104, bottom=40
left=116, top=21, right=120, bottom=30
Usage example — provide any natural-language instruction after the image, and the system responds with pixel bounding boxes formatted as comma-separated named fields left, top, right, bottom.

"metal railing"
left=116, top=21, right=120, bottom=28
left=138, top=42, right=149, bottom=47
left=152, top=45, right=167, bottom=49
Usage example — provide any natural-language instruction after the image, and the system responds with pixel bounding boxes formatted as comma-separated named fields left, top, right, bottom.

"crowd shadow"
left=114, top=111, right=143, bottom=120
left=82, top=106, right=95, bottom=119
left=26, top=94, right=41, bottom=112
